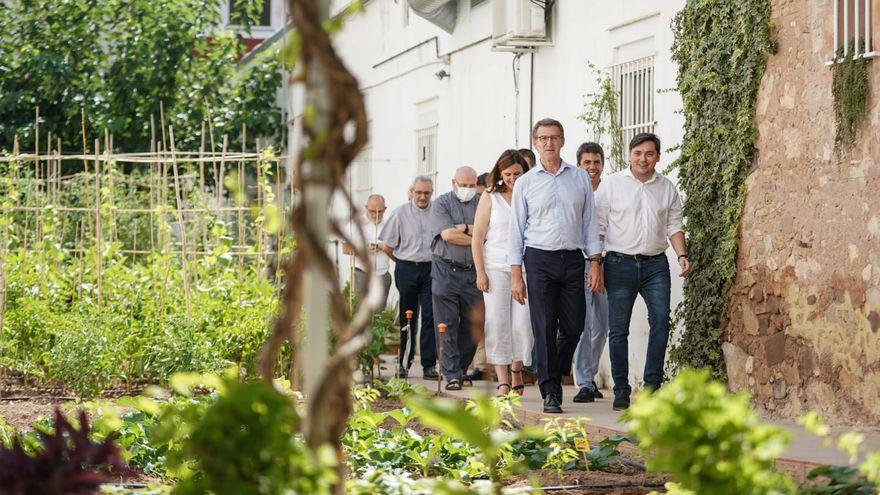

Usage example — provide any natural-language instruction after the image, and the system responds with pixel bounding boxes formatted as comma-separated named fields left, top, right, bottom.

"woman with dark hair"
left=471, top=150, right=533, bottom=395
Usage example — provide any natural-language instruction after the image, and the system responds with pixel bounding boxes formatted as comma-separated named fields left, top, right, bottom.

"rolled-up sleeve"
left=379, top=207, right=400, bottom=249
left=582, top=180, right=602, bottom=257
left=666, top=187, right=684, bottom=238
left=508, top=177, right=528, bottom=266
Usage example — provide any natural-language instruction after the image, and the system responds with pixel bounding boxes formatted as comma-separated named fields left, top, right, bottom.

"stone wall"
left=724, top=0, right=880, bottom=426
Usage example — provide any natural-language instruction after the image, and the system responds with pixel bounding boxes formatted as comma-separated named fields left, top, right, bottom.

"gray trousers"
left=354, top=269, right=392, bottom=308
left=431, top=260, right=481, bottom=381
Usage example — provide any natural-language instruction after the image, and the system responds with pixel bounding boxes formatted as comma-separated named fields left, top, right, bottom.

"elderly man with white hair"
left=430, top=166, right=482, bottom=390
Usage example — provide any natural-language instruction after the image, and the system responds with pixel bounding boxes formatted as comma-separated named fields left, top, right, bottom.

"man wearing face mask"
left=430, top=166, right=482, bottom=389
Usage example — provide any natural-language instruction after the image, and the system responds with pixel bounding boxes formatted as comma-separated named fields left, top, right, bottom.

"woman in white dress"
left=472, top=150, right=533, bottom=396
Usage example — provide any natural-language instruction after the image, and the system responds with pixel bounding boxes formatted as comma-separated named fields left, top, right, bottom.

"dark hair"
left=517, top=148, right=536, bottom=166
left=531, top=118, right=564, bottom=139
left=487, top=149, right=530, bottom=193
left=476, top=173, right=488, bottom=187
left=628, top=132, right=661, bottom=153
left=576, top=142, right=604, bottom=164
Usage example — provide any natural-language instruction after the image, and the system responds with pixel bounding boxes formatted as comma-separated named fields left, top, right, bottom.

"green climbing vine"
left=667, top=0, right=775, bottom=379
left=578, top=63, right=625, bottom=171
left=832, top=41, right=870, bottom=148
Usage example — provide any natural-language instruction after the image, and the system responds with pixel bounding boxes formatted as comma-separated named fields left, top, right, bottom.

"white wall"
left=302, top=0, right=688, bottom=390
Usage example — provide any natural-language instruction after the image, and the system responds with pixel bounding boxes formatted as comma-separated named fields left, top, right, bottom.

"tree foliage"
left=0, top=0, right=282, bottom=153
left=668, top=0, right=775, bottom=378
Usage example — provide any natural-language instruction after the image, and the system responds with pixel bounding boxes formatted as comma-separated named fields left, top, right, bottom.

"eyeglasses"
left=535, top=135, right=563, bottom=144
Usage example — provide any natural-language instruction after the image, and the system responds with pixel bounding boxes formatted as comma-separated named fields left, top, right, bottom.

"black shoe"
left=465, top=368, right=486, bottom=381
left=543, top=394, right=563, bottom=414
left=591, top=381, right=604, bottom=399
left=422, top=367, right=440, bottom=380
left=397, top=367, right=408, bottom=379
left=612, top=390, right=631, bottom=411
left=573, top=387, right=596, bottom=403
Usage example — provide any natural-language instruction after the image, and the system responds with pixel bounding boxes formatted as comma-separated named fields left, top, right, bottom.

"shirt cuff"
left=586, top=241, right=604, bottom=257
left=666, top=227, right=684, bottom=238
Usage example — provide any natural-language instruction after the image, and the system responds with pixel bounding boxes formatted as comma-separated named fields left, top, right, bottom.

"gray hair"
left=365, top=194, right=385, bottom=204
left=410, top=175, right=434, bottom=188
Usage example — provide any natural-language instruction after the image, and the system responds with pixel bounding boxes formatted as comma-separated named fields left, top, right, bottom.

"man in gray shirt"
left=431, top=166, right=481, bottom=389
left=380, top=176, right=439, bottom=379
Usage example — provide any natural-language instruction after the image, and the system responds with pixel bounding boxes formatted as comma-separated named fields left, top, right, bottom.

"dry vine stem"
left=256, top=0, right=373, bottom=488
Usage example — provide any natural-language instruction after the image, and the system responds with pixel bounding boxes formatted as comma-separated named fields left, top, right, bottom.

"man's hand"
left=510, top=266, right=527, bottom=305
left=587, top=262, right=604, bottom=293
left=476, top=271, right=489, bottom=293
left=679, top=256, right=691, bottom=277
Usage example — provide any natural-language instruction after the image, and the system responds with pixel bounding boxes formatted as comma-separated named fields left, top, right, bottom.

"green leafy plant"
left=668, top=0, right=775, bottom=378
left=0, top=0, right=281, bottom=152
left=578, top=62, right=625, bottom=171
left=831, top=41, right=870, bottom=148
left=407, top=394, right=542, bottom=491
left=627, top=368, right=796, bottom=494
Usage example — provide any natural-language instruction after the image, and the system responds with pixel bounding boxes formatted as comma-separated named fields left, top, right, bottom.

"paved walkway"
left=391, top=359, right=880, bottom=479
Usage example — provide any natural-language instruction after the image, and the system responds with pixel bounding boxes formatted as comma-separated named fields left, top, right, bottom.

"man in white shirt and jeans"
left=596, top=133, right=691, bottom=411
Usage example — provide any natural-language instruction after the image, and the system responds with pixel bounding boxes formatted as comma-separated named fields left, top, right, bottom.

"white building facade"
left=300, top=0, right=688, bottom=390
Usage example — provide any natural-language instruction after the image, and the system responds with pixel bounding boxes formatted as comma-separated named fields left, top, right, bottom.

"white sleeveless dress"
left=483, top=192, right=533, bottom=366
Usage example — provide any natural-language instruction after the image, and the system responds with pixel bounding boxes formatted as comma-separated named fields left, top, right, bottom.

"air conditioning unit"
left=492, top=0, right=552, bottom=52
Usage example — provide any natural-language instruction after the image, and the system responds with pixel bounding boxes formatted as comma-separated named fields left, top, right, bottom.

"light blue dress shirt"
left=508, top=161, right=602, bottom=265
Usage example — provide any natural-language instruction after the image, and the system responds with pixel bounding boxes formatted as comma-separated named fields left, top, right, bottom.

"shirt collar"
left=623, top=166, right=660, bottom=184
left=536, top=160, right=573, bottom=177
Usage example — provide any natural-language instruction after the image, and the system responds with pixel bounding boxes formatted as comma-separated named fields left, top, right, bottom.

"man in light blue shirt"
left=509, top=118, right=603, bottom=414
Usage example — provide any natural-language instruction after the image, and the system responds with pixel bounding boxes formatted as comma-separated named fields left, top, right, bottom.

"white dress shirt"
left=352, top=214, right=390, bottom=275
left=596, top=168, right=684, bottom=256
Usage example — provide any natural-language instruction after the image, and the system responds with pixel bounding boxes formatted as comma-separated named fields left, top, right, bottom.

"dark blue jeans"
left=395, top=260, right=436, bottom=370
left=605, top=251, right=671, bottom=392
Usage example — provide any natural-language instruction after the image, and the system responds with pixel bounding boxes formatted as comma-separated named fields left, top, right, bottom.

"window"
left=610, top=55, right=655, bottom=160
left=349, top=147, right=373, bottom=206
left=416, top=126, right=438, bottom=181
left=833, top=0, right=876, bottom=60
left=229, top=0, right=272, bottom=27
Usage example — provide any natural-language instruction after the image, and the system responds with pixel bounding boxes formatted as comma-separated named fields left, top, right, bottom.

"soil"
left=506, top=469, right=666, bottom=494
left=0, top=397, right=73, bottom=430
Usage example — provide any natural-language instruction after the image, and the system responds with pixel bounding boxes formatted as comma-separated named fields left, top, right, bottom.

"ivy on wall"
left=667, top=0, right=775, bottom=379
left=832, top=42, right=870, bottom=148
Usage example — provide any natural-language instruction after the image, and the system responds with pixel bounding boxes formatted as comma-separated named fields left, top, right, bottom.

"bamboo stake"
left=256, top=138, right=264, bottom=270
left=274, top=157, right=283, bottom=280
left=81, top=108, right=93, bottom=241
left=168, top=127, right=192, bottom=322
left=199, top=121, right=208, bottom=251
left=94, top=139, right=103, bottom=312
left=149, top=115, right=156, bottom=253
left=217, top=135, right=228, bottom=206
left=34, top=107, right=40, bottom=196
left=204, top=99, right=220, bottom=205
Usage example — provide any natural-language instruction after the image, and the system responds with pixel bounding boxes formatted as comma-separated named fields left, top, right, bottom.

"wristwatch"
left=590, top=255, right=603, bottom=265
left=463, top=224, right=469, bottom=235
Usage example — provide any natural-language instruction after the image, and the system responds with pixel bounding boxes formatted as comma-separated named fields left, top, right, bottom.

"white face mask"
left=455, top=186, right=476, bottom=202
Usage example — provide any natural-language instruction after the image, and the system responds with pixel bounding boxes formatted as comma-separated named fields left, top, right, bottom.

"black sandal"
left=496, top=383, right=511, bottom=397
left=510, top=368, right=525, bottom=396
left=445, top=379, right=462, bottom=391
left=461, top=377, right=474, bottom=387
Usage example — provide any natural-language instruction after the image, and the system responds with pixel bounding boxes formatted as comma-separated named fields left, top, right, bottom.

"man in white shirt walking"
left=596, top=133, right=691, bottom=411
left=344, top=194, right=392, bottom=305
